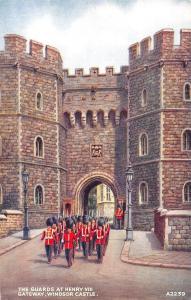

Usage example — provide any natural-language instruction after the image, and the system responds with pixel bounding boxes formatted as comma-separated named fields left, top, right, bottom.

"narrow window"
left=142, top=89, right=147, bottom=106
left=36, top=92, right=43, bottom=110
left=184, top=83, right=191, bottom=101
left=35, top=136, right=43, bottom=157
left=183, top=182, right=191, bottom=202
left=35, top=185, right=44, bottom=205
left=106, top=186, right=111, bottom=201
left=139, top=182, right=148, bottom=204
left=0, top=136, right=2, bottom=156
left=140, top=133, right=148, bottom=156
left=182, top=130, right=191, bottom=150
left=0, top=185, right=2, bottom=204
left=101, top=185, right=103, bottom=202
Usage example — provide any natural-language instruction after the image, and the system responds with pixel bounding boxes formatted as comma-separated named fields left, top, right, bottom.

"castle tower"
left=0, top=35, right=66, bottom=227
left=129, top=29, right=191, bottom=249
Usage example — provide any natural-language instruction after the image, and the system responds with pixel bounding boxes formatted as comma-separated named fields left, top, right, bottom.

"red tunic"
left=81, top=226, right=89, bottom=242
left=41, top=227, right=54, bottom=246
left=96, top=228, right=104, bottom=245
left=64, top=231, right=76, bottom=249
left=115, top=208, right=124, bottom=220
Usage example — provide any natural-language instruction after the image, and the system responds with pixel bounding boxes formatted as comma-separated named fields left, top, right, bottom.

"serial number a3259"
left=166, top=291, right=186, bottom=297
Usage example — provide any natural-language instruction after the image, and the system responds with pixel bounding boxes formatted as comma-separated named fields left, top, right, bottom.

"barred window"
left=184, top=83, right=191, bottom=101
left=183, top=182, right=191, bottom=202
left=139, top=182, right=148, bottom=204
left=139, top=133, right=148, bottom=156
left=35, top=185, right=44, bottom=205
left=35, top=136, right=44, bottom=157
left=182, top=130, right=191, bottom=150
left=36, top=92, right=43, bottom=110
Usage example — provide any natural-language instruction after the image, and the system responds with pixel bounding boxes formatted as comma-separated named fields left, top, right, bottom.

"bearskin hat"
left=77, top=215, right=83, bottom=222
left=98, top=217, right=105, bottom=227
left=83, top=215, right=89, bottom=224
left=71, top=215, right=77, bottom=225
left=46, top=217, right=53, bottom=227
left=52, top=216, right=58, bottom=225
left=66, top=217, right=74, bottom=229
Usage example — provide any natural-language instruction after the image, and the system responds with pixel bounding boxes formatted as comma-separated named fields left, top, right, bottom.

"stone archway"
left=73, top=172, right=121, bottom=215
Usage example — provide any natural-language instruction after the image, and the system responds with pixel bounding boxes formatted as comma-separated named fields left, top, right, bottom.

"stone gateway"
left=0, top=29, right=191, bottom=250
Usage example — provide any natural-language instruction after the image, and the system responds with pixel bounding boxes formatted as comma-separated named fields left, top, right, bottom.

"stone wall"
left=154, top=209, right=191, bottom=251
left=0, top=210, right=23, bottom=238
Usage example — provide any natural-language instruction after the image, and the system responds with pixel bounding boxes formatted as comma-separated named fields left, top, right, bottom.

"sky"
left=0, top=0, right=191, bottom=73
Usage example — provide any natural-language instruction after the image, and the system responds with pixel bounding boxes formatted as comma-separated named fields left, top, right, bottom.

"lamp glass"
left=22, top=168, right=29, bottom=185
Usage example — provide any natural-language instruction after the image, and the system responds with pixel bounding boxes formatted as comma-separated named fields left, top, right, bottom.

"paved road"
left=0, top=230, right=190, bottom=300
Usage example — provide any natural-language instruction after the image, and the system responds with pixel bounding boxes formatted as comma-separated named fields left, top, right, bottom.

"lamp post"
left=125, top=163, right=134, bottom=241
left=22, top=165, right=30, bottom=240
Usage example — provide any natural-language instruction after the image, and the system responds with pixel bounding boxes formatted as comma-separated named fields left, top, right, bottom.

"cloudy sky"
left=0, top=0, right=191, bottom=72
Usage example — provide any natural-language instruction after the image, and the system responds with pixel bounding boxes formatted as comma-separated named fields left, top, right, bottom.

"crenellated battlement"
left=1, top=34, right=63, bottom=72
left=129, top=29, right=191, bottom=68
left=63, top=66, right=129, bottom=78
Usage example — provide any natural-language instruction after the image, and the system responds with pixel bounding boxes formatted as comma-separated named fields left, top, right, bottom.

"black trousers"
left=96, top=244, right=103, bottom=263
left=116, top=218, right=122, bottom=229
left=53, top=242, right=58, bottom=257
left=65, top=248, right=73, bottom=267
left=45, top=245, right=53, bottom=262
left=82, top=241, right=89, bottom=258
left=89, top=239, right=94, bottom=256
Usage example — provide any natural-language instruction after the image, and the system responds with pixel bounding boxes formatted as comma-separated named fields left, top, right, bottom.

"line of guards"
left=41, top=215, right=110, bottom=267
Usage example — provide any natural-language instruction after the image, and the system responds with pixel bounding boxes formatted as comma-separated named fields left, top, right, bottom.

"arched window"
left=75, top=111, right=82, bottom=127
left=35, top=136, right=44, bottom=158
left=0, top=185, right=2, bottom=204
left=108, top=110, right=116, bottom=127
left=142, top=89, right=147, bottom=106
left=97, top=110, right=104, bottom=127
left=139, top=133, right=148, bottom=156
left=119, top=110, right=127, bottom=126
left=184, top=83, right=191, bottom=101
left=183, top=182, right=191, bottom=202
left=139, top=182, right=148, bottom=204
left=86, top=110, right=93, bottom=127
left=63, top=112, right=71, bottom=129
left=0, top=136, right=2, bottom=156
left=182, top=129, right=191, bottom=150
left=34, top=185, right=44, bottom=205
left=36, top=92, right=43, bottom=110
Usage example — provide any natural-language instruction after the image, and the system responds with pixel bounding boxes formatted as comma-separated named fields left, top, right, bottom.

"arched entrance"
left=74, top=172, right=121, bottom=219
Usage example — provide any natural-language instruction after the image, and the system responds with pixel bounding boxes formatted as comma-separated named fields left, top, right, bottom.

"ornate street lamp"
left=125, top=163, right=134, bottom=241
left=22, top=165, right=30, bottom=240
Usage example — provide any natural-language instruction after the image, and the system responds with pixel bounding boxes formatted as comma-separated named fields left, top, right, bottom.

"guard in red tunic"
left=95, top=218, right=105, bottom=263
left=63, top=218, right=76, bottom=268
left=41, top=218, right=54, bottom=264
left=52, top=220, right=59, bottom=259
left=81, top=215, right=90, bottom=258
left=76, top=216, right=83, bottom=251
left=57, top=217, right=63, bottom=255
left=89, top=218, right=96, bottom=255
left=115, top=205, right=124, bottom=229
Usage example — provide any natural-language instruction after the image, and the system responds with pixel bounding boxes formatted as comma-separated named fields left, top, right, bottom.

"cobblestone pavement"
left=121, top=231, right=191, bottom=269
left=0, top=230, right=191, bottom=300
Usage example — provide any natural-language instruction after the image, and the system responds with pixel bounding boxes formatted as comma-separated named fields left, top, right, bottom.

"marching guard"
left=81, top=215, right=90, bottom=258
left=41, top=218, right=54, bottom=264
left=63, top=218, right=76, bottom=268
left=95, top=217, right=105, bottom=263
